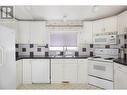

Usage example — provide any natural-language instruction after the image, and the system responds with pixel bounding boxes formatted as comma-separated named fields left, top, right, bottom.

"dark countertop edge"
left=113, top=58, right=127, bottom=66
left=16, top=56, right=89, bottom=61
left=16, top=57, right=127, bottom=67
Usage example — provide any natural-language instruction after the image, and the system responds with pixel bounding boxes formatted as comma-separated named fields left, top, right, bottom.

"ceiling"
left=15, top=6, right=127, bottom=21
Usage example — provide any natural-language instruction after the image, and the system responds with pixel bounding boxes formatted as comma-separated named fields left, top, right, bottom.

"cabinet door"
left=31, top=59, right=50, bottom=83
left=103, top=16, right=117, bottom=33
left=63, top=59, right=78, bottom=83
left=118, top=11, right=127, bottom=34
left=79, top=21, right=93, bottom=44
left=51, top=59, right=63, bottom=83
left=93, top=20, right=103, bottom=35
left=23, top=59, right=32, bottom=84
left=30, top=21, right=47, bottom=44
left=78, top=31, right=86, bottom=44
left=16, top=60, right=23, bottom=87
left=84, top=22, right=93, bottom=44
left=18, top=21, right=30, bottom=44
left=16, top=61, right=20, bottom=87
left=114, top=63, right=127, bottom=89
left=77, top=59, right=88, bottom=83
left=15, top=21, right=20, bottom=43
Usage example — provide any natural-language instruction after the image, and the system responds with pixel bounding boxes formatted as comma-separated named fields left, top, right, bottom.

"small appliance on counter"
left=119, top=45, right=127, bottom=60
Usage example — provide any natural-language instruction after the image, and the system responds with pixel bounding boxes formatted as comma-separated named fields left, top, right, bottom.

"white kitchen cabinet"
left=103, top=16, right=117, bottom=33
left=16, top=60, right=23, bottom=88
left=51, top=59, right=88, bottom=83
left=93, top=16, right=117, bottom=35
left=18, top=21, right=30, bottom=44
left=30, top=21, right=47, bottom=44
left=84, top=22, right=93, bottom=44
left=31, top=59, right=50, bottom=83
left=114, top=63, right=127, bottom=89
left=51, top=59, right=78, bottom=83
left=23, top=59, right=32, bottom=84
left=93, top=19, right=103, bottom=35
left=51, top=59, right=63, bottom=83
left=63, top=59, right=78, bottom=83
left=78, top=31, right=85, bottom=45
left=118, top=11, right=127, bottom=34
left=17, top=21, right=48, bottom=44
left=15, top=21, right=20, bottom=43
left=77, top=59, right=88, bottom=83
left=78, top=21, right=93, bottom=44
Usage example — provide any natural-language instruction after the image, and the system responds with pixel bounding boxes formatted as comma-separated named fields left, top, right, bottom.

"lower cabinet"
left=77, top=59, right=88, bottom=83
left=114, top=63, right=127, bottom=89
left=31, top=59, right=50, bottom=83
left=51, top=59, right=88, bottom=83
left=23, top=59, right=50, bottom=84
left=51, top=59, right=63, bottom=83
left=23, top=59, right=32, bottom=84
left=20, top=58, right=88, bottom=84
left=16, top=60, right=23, bottom=87
left=63, top=59, right=78, bottom=83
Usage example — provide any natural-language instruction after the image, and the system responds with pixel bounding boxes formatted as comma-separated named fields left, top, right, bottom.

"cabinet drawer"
left=78, top=59, right=87, bottom=63
left=114, top=63, right=127, bottom=73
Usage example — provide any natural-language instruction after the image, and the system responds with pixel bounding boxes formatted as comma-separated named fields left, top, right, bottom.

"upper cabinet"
left=30, top=21, right=47, bottom=44
left=118, top=11, right=127, bottom=35
left=93, top=19, right=103, bottom=34
left=93, top=16, right=117, bottom=35
left=78, top=21, right=93, bottom=44
left=17, top=21, right=47, bottom=44
left=103, top=16, right=117, bottom=33
left=83, top=21, right=93, bottom=44
left=18, top=21, right=30, bottom=44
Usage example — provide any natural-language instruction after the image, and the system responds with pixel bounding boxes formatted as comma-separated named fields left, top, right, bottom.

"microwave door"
left=94, top=37, right=108, bottom=44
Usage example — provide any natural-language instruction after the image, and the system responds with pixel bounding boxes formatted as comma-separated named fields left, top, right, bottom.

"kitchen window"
left=49, top=32, right=78, bottom=51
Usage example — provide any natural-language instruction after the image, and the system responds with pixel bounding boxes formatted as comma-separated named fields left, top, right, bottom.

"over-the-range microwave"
left=93, top=35, right=117, bottom=44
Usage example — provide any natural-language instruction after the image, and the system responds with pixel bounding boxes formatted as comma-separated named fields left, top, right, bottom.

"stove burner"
left=93, top=56, right=101, bottom=58
left=104, top=58, right=114, bottom=60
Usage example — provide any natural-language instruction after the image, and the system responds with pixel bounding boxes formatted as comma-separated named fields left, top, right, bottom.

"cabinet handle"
left=124, top=27, right=127, bottom=33
left=104, top=28, right=105, bottom=32
left=118, top=66, right=122, bottom=69
left=79, top=61, right=84, bottom=62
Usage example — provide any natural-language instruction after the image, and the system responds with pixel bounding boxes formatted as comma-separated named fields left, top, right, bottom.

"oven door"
left=88, top=60, right=113, bottom=81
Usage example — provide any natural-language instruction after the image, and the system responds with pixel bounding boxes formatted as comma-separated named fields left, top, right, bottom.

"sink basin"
left=65, top=56, right=74, bottom=57
left=55, top=56, right=63, bottom=57
left=51, top=56, right=63, bottom=58
left=51, top=55, right=74, bottom=58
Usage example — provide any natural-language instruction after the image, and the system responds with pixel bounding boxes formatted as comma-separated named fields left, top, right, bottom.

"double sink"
left=50, top=55, right=88, bottom=59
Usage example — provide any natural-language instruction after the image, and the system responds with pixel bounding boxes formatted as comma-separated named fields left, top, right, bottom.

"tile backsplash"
left=16, top=44, right=49, bottom=57
left=118, top=34, right=127, bottom=59
left=78, top=44, right=94, bottom=56
left=16, top=43, right=118, bottom=57
left=16, top=33, right=127, bottom=59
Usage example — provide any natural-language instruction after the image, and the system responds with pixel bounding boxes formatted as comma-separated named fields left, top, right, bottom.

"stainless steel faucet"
left=63, top=46, right=68, bottom=56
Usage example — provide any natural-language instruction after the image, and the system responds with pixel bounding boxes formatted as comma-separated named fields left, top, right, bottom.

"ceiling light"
left=63, top=15, right=67, bottom=22
left=93, top=6, right=99, bottom=12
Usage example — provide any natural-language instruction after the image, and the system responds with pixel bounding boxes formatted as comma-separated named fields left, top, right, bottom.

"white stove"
left=88, top=49, right=118, bottom=89
left=88, top=57, right=115, bottom=62
left=89, top=48, right=118, bottom=62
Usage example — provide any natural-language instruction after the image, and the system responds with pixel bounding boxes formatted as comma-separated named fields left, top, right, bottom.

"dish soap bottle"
left=120, top=46, right=124, bottom=59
